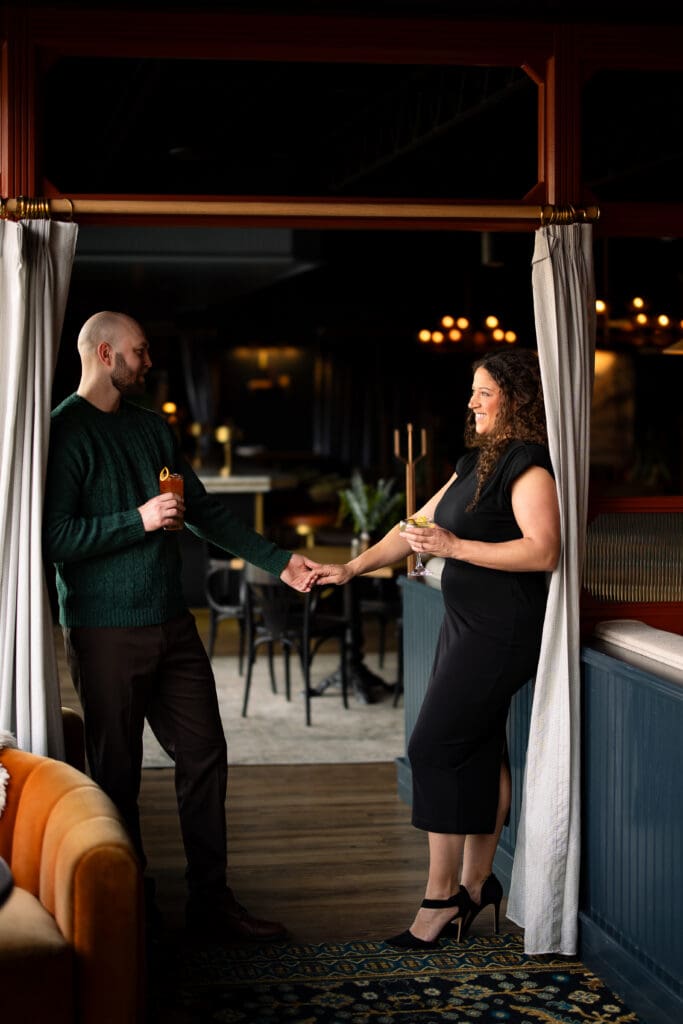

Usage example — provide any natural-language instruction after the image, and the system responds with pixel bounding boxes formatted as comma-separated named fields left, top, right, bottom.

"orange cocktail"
left=159, top=466, right=184, bottom=531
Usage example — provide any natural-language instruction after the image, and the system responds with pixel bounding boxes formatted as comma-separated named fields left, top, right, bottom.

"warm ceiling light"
left=657, top=314, right=671, bottom=327
left=485, top=315, right=499, bottom=329
left=636, top=313, right=648, bottom=325
left=456, top=317, right=469, bottom=330
left=595, top=299, right=607, bottom=314
left=632, top=297, right=645, bottom=309
left=441, top=315, right=455, bottom=328
left=492, top=329, right=505, bottom=341
left=505, top=331, right=517, bottom=343
left=418, top=329, right=431, bottom=343
left=431, top=331, right=445, bottom=344
left=161, top=401, right=177, bottom=415
left=448, top=329, right=462, bottom=342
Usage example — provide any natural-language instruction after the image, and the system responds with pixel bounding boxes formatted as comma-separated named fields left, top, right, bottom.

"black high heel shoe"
left=385, top=886, right=472, bottom=950
left=457, top=873, right=503, bottom=941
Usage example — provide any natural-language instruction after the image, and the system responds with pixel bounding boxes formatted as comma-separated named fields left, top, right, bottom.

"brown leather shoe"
left=186, top=888, right=287, bottom=943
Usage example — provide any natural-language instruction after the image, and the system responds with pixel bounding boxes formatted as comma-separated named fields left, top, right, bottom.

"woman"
left=312, top=348, right=560, bottom=947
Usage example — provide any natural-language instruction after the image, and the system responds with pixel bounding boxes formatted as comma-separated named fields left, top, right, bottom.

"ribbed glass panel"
left=583, top=512, right=683, bottom=602
left=582, top=649, right=682, bottom=996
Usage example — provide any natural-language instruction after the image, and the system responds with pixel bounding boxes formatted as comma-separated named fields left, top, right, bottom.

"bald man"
left=44, top=311, right=320, bottom=943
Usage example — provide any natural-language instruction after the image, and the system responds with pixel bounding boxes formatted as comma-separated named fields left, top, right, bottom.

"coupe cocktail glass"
left=399, top=515, right=435, bottom=576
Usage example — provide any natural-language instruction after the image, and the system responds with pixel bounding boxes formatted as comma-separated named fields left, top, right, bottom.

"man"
left=43, top=310, right=319, bottom=941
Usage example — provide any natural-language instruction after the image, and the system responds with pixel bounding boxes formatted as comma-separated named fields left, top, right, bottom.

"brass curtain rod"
left=1, top=196, right=599, bottom=225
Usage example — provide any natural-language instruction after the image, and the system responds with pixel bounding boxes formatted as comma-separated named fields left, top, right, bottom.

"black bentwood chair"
left=205, top=555, right=248, bottom=672
left=241, top=563, right=349, bottom=726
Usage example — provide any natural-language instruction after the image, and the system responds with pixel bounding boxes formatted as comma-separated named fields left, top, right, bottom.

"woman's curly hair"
left=464, top=348, right=548, bottom=508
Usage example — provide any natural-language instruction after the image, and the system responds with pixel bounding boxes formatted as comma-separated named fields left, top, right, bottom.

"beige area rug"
left=142, top=651, right=405, bottom=767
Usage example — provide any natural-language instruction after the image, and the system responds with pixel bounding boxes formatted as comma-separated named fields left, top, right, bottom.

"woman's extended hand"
left=308, top=563, right=354, bottom=586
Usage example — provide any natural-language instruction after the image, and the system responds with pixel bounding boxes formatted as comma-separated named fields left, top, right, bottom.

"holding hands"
left=281, top=553, right=325, bottom=592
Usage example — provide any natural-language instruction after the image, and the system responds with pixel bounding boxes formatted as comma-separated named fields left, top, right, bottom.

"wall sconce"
left=214, top=425, right=233, bottom=477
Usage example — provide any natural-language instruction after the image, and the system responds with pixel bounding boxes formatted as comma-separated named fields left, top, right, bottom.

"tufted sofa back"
left=0, top=747, right=144, bottom=1023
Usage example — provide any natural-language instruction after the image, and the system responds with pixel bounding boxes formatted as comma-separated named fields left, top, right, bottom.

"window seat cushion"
left=592, top=619, right=683, bottom=684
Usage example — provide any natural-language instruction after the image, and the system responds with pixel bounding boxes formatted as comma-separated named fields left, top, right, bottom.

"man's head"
left=77, top=311, right=152, bottom=397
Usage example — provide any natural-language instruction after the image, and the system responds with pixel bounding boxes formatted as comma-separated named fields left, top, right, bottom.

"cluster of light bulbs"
left=417, top=314, right=518, bottom=347
left=595, top=297, right=683, bottom=353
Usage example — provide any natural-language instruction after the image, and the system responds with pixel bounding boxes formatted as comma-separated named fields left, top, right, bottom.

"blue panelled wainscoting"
left=397, top=577, right=683, bottom=1024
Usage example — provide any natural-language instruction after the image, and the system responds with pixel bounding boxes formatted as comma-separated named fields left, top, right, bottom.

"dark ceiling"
left=37, top=4, right=683, bottom=402
left=37, top=2, right=683, bottom=489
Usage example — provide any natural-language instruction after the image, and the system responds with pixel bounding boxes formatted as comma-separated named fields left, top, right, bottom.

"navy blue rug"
left=150, top=931, right=641, bottom=1023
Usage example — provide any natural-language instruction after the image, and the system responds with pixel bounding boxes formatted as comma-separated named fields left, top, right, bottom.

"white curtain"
left=507, top=222, right=595, bottom=954
left=0, top=218, right=78, bottom=756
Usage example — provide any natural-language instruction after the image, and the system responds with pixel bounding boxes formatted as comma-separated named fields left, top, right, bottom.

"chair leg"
left=340, top=637, right=349, bottom=710
left=378, top=616, right=386, bottom=668
left=283, top=645, right=292, bottom=702
left=208, top=610, right=217, bottom=659
left=303, top=649, right=312, bottom=726
left=268, top=642, right=277, bottom=693
left=237, top=619, right=246, bottom=675
left=242, top=652, right=256, bottom=717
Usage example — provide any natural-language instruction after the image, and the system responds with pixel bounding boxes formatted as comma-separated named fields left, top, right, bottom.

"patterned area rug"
left=150, top=932, right=641, bottom=1023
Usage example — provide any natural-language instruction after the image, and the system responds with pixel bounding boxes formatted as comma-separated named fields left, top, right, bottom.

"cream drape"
left=507, top=223, right=595, bottom=954
left=0, top=219, right=78, bottom=755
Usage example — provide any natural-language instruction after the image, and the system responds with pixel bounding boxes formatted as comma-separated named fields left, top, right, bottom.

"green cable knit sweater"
left=43, top=394, right=292, bottom=627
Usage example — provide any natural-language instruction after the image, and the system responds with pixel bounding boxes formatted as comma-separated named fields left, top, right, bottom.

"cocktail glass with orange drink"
left=159, top=466, right=184, bottom=531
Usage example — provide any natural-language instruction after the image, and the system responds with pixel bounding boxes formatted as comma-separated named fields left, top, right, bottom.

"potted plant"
left=337, top=470, right=405, bottom=549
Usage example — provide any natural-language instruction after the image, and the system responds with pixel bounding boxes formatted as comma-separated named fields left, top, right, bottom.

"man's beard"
left=111, top=352, right=146, bottom=395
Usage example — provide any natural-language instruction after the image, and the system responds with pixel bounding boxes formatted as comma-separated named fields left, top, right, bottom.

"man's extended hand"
left=280, top=553, right=322, bottom=592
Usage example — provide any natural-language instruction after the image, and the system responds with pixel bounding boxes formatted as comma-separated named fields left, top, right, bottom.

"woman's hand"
left=402, top=523, right=455, bottom=559
left=308, top=562, right=354, bottom=586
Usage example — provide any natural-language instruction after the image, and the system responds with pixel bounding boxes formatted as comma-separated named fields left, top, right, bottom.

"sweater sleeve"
left=180, top=457, right=292, bottom=578
left=42, top=422, right=146, bottom=564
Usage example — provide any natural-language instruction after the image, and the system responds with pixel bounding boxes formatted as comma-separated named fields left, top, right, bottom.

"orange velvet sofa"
left=0, top=745, right=145, bottom=1023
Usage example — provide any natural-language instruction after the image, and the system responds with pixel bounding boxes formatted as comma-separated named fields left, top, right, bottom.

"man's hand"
left=280, top=553, right=323, bottom=592
left=138, top=493, right=185, bottom=532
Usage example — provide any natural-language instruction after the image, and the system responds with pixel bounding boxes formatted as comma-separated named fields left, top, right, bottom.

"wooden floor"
left=57, top=609, right=510, bottom=945
left=141, top=762, right=428, bottom=943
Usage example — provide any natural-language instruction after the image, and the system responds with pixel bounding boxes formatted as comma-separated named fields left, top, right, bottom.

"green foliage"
left=337, top=470, right=405, bottom=536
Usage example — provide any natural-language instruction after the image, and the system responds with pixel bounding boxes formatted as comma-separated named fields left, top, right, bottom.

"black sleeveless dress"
left=407, top=441, right=554, bottom=835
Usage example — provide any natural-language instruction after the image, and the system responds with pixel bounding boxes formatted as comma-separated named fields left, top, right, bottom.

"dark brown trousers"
left=64, top=611, right=228, bottom=896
